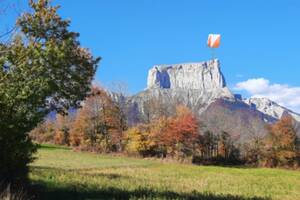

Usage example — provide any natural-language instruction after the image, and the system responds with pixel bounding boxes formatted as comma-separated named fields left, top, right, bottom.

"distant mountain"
left=244, top=97, right=300, bottom=122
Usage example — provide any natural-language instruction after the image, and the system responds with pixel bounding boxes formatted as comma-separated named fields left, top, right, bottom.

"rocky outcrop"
left=128, top=59, right=234, bottom=121
left=244, top=97, right=300, bottom=122
left=146, top=59, right=232, bottom=98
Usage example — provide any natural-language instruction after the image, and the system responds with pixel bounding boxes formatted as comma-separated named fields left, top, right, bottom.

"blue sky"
left=2, top=0, right=300, bottom=111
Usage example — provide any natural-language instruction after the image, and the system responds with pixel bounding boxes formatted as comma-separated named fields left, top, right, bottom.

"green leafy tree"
left=0, top=0, right=100, bottom=184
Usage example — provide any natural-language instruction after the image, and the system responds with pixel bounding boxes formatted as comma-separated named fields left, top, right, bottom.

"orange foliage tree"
left=125, top=105, right=200, bottom=159
left=69, top=86, right=126, bottom=152
left=263, top=116, right=299, bottom=167
left=163, top=105, right=199, bottom=159
left=54, top=114, right=73, bottom=145
left=30, top=120, right=56, bottom=143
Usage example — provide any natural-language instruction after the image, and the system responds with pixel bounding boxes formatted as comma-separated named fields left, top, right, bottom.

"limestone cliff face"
left=126, top=59, right=234, bottom=125
left=143, top=59, right=233, bottom=101
left=147, top=59, right=230, bottom=95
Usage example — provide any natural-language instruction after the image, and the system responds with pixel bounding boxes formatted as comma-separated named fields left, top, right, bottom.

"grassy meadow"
left=29, top=144, right=300, bottom=200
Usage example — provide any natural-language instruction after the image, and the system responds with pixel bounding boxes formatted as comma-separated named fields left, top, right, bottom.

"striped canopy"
left=207, top=34, right=221, bottom=48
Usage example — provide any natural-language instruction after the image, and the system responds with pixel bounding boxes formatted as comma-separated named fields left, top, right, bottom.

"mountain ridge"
left=243, top=97, right=300, bottom=122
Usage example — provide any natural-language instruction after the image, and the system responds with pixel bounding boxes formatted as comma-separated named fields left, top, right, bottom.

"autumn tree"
left=0, top=0, right=99, bottom=184
left=147, top=117, right=169, bottom=157
left=218, top=131, right=229, bottom=159
left=200, top=131, right=217, bottom=159
left=30, top=119, right=56, bottom=143
left=108, top=101, right=127, bottom=151
left=216, top=131, right=241, bottom=163
left=125, top=105, right=200, bottom=159
left=108, top=82, right=128, bottom=151
left=125, top=124, right=151, bottom=156
left=70, top=87, right=125, bottom=152
left=163, top=105, right=199, bottom=159
left=243, top=135, right=265, bottom=166
left=69, top=113, right=84, bottom=147
left=125, top=116, right=169, bottom=157
left=54, top=113, right=74, bottom=145
left=262, top=116, right=299, bottom=167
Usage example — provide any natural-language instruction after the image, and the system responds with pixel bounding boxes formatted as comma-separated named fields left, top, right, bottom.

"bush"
left=0, top=131, right=36, bottom=185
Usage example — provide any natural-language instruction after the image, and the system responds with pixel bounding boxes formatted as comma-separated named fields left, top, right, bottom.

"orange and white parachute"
left=207, top=34, right=221, bottom=48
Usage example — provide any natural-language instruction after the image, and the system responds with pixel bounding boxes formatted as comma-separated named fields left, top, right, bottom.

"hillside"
left=30, top=145, right=300, bottom=200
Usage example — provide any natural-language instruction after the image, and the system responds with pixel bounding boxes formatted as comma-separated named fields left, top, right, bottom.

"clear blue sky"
left=2, top=0, right=300, bottom=111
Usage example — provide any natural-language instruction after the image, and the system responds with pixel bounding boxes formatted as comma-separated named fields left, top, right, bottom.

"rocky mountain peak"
left=244, top=97, right=300, bottom=122
left=147, top=59, right=227, bottom=91
left=126, top=59, right=234, bottom=124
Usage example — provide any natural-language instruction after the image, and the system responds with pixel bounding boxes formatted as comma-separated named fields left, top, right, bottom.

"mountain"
left=244, top=97, right=300, bottom=122
left=122, top=59, right=299, bottom=141
left=147, top=60, right=231, bottom=94
left=243, top=97, right=300, bottom=137
left=127, top=60, right=235, bottom=121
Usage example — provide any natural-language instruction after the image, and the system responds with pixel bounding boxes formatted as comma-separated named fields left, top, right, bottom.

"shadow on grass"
left=33, top=185, right=271, bottom=200
left=31, top=168, right=271, bottom=200
left=31, top=167, right=271, bottom=200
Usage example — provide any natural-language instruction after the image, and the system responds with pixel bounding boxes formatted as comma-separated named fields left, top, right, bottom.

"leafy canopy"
left=0, top=0, right=99, bottom=183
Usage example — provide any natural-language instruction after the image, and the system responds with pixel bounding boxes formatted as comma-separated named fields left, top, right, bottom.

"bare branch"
left=0, top=26, right=17, bottom=39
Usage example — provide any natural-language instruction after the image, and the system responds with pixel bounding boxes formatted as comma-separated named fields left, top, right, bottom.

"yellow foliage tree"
left=125, top=125, right=151, bottom=156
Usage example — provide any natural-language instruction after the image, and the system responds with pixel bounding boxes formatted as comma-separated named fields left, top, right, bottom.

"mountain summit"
left=147, top=59, right=230, bottom=94
left=244, top=97, right=300, bottom=121
left=146, top=59, right=233, bottom=99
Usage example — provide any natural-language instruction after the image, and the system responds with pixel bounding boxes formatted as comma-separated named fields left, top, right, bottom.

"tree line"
left=31, top=86, right=300, bottom=168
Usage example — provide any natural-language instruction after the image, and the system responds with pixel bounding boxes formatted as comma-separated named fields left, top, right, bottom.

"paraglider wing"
left=207, top=34, right=221, bottom=48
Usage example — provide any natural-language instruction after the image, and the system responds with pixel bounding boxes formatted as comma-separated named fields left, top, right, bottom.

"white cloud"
left=234, top=78, right=300, bottom=113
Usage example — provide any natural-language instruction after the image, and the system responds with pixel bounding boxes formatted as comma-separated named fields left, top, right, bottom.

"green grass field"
left=29, top=144, right=300, bottom=200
